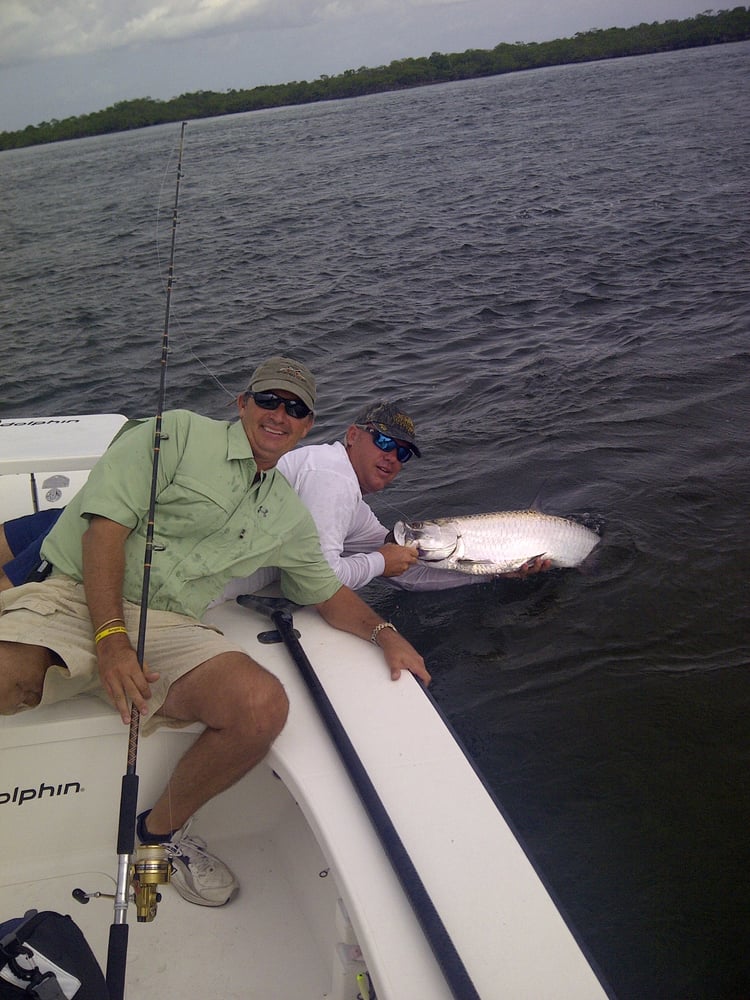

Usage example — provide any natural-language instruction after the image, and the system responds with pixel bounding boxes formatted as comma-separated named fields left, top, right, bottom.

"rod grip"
left=106, top=922, right=129, bottom=1000
left=116, top=773, right=139, bottom=855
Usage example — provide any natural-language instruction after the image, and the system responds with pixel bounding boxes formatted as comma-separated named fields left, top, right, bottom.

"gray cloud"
left=0, top=0, right=706, bottom=131
left=0, top=0, right=436, bottom=64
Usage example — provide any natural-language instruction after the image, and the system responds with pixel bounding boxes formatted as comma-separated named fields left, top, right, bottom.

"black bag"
left=0, top=911, right=108, bottom=1000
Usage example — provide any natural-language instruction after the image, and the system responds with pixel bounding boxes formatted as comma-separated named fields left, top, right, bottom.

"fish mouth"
left=393, top=520, right=461, bottom=561
left=393, top=520, right=421, bottom=546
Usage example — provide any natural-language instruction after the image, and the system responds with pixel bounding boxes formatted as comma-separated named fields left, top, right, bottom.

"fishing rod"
left=105, top=121, right=187, bottom=1000
left=237, top=594, right=482, bottom=1000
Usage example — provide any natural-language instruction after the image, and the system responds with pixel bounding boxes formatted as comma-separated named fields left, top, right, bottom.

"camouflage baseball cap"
left=353, top=400, right=421, bottom=457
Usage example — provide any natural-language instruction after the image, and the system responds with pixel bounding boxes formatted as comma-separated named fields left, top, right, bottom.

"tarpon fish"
left=392, top=510, right=601, bottom=575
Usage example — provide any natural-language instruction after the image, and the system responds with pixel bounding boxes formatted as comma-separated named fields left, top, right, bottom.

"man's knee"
left=214, top=658, right=289, bottom=747
left=0, top=641, right=53, bottom=714
left=166, top=652, right=289, bottom=739
left=241, top=663, right=289, bottom=742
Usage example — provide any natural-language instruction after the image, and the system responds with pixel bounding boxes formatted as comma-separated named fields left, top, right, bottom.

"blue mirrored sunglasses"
left=248, top=391, right=312, bottom=419
left=363, top=426, right=414, bottom=463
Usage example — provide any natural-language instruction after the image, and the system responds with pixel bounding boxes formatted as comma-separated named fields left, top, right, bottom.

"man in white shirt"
left=221, top=400, right=496, bottom=599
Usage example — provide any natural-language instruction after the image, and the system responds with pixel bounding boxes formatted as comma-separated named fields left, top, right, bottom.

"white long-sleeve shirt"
left=217, top=440, right=481, bottom=601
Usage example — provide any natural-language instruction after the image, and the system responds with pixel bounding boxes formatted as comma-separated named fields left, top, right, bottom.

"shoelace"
left=165, top=832, right=218, bottom=875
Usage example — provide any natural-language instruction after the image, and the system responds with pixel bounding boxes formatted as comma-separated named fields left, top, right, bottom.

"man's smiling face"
left=237, top=389, right=314, bottom=471
left=345, top=424, right=406, bottom=496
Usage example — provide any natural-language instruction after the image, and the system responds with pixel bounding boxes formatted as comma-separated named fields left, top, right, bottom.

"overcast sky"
left=0, top=1, right=706, bottom=132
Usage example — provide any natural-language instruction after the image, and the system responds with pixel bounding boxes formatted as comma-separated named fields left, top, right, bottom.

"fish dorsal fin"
left=526, top=482, right=550, bottom=514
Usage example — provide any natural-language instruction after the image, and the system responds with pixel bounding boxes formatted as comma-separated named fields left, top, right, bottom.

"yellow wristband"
left=95, top=625, right=128, bottom=644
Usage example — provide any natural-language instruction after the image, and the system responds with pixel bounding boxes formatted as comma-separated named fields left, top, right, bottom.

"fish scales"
left=393, top=510, right=600, bottom=575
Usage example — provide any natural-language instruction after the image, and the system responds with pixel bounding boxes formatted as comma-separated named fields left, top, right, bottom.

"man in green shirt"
left=0, top=356, right=430, bottom=907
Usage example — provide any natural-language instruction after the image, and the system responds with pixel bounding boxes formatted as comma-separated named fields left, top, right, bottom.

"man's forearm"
left=81, top=515, right=159, bottom=721
left=81, top=516, right=131, bottom=631
left=315, top=585, right=431, bottom=685
left=315, top=584, right=386, bottom=641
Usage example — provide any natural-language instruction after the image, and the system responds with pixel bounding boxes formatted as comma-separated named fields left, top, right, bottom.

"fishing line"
left=370, top=494, right=410, bottom=521
left=152, top=138, right=237, bottom=405
left=367, top=490, right=420, bottom=528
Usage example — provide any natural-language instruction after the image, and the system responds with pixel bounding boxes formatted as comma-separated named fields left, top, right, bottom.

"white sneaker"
left=163, top=818, right=239, bottom=907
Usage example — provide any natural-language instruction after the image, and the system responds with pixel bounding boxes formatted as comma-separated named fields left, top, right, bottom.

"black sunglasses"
left=363, top=426, right=414, bottom=463
left=248, top=391, right=312, bottom=419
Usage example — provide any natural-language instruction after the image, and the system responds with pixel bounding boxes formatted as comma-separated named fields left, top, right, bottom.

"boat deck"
left=1, top=771, right=340, bottom=1000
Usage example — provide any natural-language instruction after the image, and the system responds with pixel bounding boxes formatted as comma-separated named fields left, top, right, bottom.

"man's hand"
left=96, top=636, right=160, bottom=723
left=316, top=585, right=431, bottom=686
left=502, top=555, right=552, bottom=579
left=372, top=625, right=431, bottom=685
left=378, top=542, right=419, bottom=578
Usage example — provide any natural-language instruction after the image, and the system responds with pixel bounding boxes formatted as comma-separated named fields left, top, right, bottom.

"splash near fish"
left=392, top=510, right=601, bottom=575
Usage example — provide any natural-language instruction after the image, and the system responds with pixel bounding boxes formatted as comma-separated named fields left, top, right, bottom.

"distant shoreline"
left=2, top=9, right=749, bottom=151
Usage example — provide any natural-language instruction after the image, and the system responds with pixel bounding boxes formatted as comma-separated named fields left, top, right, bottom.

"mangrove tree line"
left=1, top=8, right=748, bottom=151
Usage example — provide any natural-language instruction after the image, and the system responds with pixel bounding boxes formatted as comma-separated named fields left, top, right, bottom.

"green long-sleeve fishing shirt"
left=42, top=409, right=340, bottom=618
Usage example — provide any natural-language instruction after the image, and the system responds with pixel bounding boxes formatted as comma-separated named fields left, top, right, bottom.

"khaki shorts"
left=0, top=575, right=242, bottom=735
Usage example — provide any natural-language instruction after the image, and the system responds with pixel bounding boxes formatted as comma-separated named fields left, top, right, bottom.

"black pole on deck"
left=237, top=594, right=481, bottom=1000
